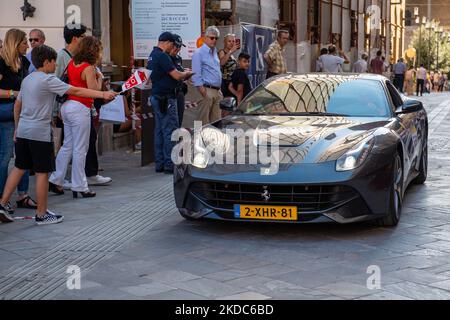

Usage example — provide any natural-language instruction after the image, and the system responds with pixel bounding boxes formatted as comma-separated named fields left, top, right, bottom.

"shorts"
left=15, top=138, right=55, bottom=173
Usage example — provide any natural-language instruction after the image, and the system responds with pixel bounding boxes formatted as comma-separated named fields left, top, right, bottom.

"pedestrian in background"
left=369, top=50, right=384, bottom=75
left=147, top=32, right=193, bottom=174
left=0, top=28, right=37, bottom=216
left=49, top=36, right=104, bottom=198
left=404, top=65, right=415, bottom=96
left=320, top=45, right=349, bottom=73
left=352, top=53, right=368, bottom=73
left=264, top=30, right=289, bottom=79
left=192, top=26, right=223, bottom=124
left=218, top=33, right=239, bottom=98
left=416, top=64, right=427, bottom=96
left=25, top=29, right=45, bottom=73
left=315, top=48, right=328, bottom=72
left=0, top=45, right=116, bottom=224
left=169, top=34, right=188, bottom=127
left=439, top=72, right=445, bottom=92
left=393, top=58, right=406, bottom=93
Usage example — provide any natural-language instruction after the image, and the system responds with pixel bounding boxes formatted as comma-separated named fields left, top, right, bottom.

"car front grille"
left=190, top=182, right=359, bottom=213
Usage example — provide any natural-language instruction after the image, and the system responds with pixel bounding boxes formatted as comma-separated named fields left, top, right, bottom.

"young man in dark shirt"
left=228, top=53, right=252, bottom=104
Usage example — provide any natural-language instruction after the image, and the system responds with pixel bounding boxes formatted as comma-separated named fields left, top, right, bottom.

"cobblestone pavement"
left=2, top=93, right=450, bottom=300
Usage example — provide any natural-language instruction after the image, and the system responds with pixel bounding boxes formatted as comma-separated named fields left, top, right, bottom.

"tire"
left=178, top=209, right=197, bottom=221
left=413, top=140, right=427, bottom=185
left=378, top=153, right=403, bottom=227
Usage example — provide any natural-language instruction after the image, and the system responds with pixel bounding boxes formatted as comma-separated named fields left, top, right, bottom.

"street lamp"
left=426, top=19, right=436, bottom=71
left=436, top=26, right=444, bottom=70
left=417, top=16, right=427, bottom=67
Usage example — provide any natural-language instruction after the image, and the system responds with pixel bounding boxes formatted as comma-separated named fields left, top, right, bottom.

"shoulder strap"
left=63, top=48, right=73, bottom=58
left=60, top=59, right=72, bottom=80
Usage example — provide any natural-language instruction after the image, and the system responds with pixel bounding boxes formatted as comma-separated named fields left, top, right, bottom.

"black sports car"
left=174, top=74, right=428, bottom=226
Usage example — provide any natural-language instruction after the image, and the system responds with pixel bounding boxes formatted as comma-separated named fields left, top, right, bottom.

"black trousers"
left=416, top=79, right=425, bottom=96
left=85, top=115, right=99, bottom=177
left=394, top=74, right=405, bottom=93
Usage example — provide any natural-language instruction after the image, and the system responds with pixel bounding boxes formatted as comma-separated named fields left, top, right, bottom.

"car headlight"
left=192, top=134, right=209, bottom=169
left=336, top=136, right=374, bottom=171
left=201, top=127, right=230, bottom=155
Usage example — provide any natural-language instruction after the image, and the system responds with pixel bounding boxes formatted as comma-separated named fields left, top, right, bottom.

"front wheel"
left=413, top=140, right=427, bottom=185
left=378, top=153, right=403, bottom=227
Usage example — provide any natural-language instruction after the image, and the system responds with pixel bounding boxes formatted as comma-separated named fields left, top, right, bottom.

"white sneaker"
left=87, top=175, right=112, bottom=186
left=63, top=180, right=72, bottom=190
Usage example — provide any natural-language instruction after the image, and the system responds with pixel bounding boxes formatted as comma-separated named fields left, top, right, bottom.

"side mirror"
left=396, top=99, right=423, bottom=114
left=219, top=97, right=237, bottom=112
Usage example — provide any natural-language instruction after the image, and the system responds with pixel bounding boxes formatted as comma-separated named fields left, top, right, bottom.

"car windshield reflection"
left=239, top=76, right=391, bottom=117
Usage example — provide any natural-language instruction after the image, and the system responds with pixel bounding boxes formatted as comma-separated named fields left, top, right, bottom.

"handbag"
left=99, top=95, right=126, bottom=124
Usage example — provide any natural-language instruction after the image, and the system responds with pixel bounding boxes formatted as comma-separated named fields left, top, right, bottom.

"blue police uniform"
left=147, top=46, right=179, bottom=172
left=171, top=54, right=186, bottom=127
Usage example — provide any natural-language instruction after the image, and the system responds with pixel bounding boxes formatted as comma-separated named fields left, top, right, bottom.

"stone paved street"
left=2, top=93, right=450, bottom=300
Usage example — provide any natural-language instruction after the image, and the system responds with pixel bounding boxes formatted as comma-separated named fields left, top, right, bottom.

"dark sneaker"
left=0, top=204, right=14, bottom=223
left=35, top=211, right=64, bottom=226
left=4, top=202, right=14, bottom=215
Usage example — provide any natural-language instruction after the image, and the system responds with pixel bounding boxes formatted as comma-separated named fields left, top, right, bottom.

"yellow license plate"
left=234, top=205, right=298, bottom=221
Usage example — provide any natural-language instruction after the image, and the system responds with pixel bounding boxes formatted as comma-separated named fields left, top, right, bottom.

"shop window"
left=308, top=0, right=320, bottom=44
left=279, top=0, right=297, bottom=41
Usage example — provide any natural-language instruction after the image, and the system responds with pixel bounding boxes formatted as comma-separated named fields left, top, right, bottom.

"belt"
left=204, top=84, right=220, bottom=90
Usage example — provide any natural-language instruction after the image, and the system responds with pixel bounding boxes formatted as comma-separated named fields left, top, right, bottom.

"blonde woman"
left=218, top=34, right=240, bottom=97
left=0, top=29, right=38, bottom=218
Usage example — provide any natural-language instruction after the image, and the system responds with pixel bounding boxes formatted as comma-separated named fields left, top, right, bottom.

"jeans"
left=151, top=96, right=179, bottom=170
left=50, top=100, right=91, bottom=192
left=0, top=121, right=29, bottom=196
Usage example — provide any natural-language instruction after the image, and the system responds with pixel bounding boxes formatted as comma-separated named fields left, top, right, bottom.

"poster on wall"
left=131, top=0, right=201, bottom=60
left=241, top=24, right=276, bottom=88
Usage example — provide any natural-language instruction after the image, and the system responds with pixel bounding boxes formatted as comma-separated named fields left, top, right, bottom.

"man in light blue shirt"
left=26, top=29, right=46, bottom=73
left=393, top=58, right=407, bottom=93
left=191, top=26, right=223, bottom=124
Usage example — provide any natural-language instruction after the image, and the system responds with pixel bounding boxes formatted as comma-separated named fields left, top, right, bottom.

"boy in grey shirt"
left=0, top=45, right=116, bottom=225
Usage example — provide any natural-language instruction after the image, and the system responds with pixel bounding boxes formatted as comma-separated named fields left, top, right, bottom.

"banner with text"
left=131, top=0, right=201, bottom=60
left=242, top=25, right=276, bottom=88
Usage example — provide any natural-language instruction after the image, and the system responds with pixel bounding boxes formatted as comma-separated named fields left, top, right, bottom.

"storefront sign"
left=131, top=0, right=201, bottom=60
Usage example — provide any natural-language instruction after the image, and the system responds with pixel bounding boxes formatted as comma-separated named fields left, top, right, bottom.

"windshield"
left=239, top=77, right=391, bottom=117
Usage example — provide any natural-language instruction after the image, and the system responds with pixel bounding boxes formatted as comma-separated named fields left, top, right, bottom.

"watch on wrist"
left=9, top=90, right=15, bottom=99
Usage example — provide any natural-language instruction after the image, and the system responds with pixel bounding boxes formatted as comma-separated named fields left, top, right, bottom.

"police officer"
left=147, top=32, right=193, bottom=174
left=169, top=34, right=188, bottom=127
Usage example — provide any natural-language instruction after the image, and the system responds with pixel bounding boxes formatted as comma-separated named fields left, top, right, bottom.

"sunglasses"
left=207, top=36, right=219, bottom=41
left=29, top=38, right=40, bottom=43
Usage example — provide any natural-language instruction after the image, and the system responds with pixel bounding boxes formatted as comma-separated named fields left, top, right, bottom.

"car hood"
left=203, top=115, right=391, bottom=164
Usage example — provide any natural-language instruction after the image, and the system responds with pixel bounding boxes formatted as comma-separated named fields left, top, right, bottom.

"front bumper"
left=174, top=156, right=394, bottom=224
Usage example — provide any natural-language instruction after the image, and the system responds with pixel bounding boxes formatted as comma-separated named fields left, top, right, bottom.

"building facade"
left=206, top=0, right=406, bottom=72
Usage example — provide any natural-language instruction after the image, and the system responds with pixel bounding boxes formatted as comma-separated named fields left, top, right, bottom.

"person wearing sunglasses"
left=191, top=26, right=223, bottom=124
left=25, top=29, right=45, bottom=73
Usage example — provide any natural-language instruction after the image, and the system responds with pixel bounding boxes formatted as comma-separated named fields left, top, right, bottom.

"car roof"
left=263, top=73, right=388, bottom=85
